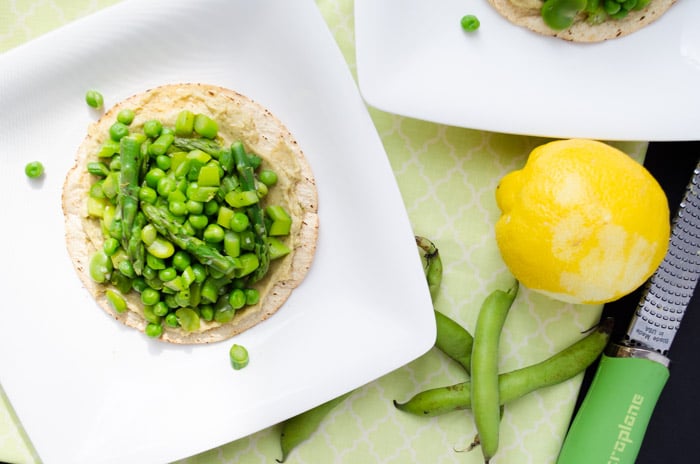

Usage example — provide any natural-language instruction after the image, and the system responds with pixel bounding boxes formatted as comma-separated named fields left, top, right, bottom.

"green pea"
left=203, top=223, right=225, bottom=243
left=85, top=89, right=104, bottom=109
left=228, top=289, right=246, bottom=310
left=204, top=200, right=219, bottom=216
left=157, top=176, right=177, bottom=197
left=169, top=200, right=188, bottom=216
left=165, top=313, right=179, bottom=327
left=188, top=214, right=209, bottom=230
left=229, top=212, right=250, bottom=232
left=229, top=344, right=249, bottom=370
left=156, top=154, right=172, bottom=171
left=143, top=119, right=163, bottom=138
left=141, top=287, right=161, bottom=306
left=200, top=305, right=214, bottom=322
left=258, top=169, right=278, bottom=187
left=244, top=288, right=260, bottom=306
left=172, top=251, right=191, bottom=271
left=139, top=185, right=158, bottom=204
left=460, top=14, right=480, bottom=32
left=153, top=301, right=170, bottom=317
left=24, top=161, right=45, bottom=179
left=103, top=237, right=121, bottom=256
left=145, top=322, right=163, bottom=338
left=117, top=108, right=135, bottom=125
left=158, top=267, right=177, bottom=282
left=185, top=200, right=204, bottom=215
left=109, top=122, right=129, bottom=141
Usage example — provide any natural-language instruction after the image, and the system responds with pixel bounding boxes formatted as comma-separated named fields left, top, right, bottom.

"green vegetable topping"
left=84, top=104, right=295, bottom=339
left=24, top=161, right=45, bottom=179
left=541, top=0, right=651, bottom=30
left=542, top=0, right=587, bottom=30
left=85, top=89, right=104, bottom=109
left=117, top=108, right=135, bottom=125
left=460, top=14, right=481, bottom=32
left=229, top=344, right=249, bottom=370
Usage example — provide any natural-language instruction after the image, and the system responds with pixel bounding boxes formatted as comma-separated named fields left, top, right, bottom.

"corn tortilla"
left=62, top=83, right=318, bottom=344
left=488, top=0, right=676, bottom=42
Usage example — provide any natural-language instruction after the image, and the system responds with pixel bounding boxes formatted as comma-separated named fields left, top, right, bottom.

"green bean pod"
left=415, top=235, right=442, bottom=300
left=277, top=392, right=351, bottom=463
left=394, top=317, right=613, bottom=416
left=434, top=310, right=473, bottom=374
left=470, top=281, right=519, bottom=463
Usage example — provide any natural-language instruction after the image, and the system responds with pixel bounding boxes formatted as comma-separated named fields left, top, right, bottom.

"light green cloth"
left=0, top=1, right=647, bottom=463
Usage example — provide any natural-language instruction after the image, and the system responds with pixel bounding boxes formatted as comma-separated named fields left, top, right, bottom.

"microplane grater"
left=626, top=160, right=700, bottom=355
left=557, top=159, right=700, bottom=464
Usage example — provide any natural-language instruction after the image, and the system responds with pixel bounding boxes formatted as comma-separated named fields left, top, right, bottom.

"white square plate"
left=0, top=1, right=435, bottom=463
left=355, top=0, right=700, bottom=141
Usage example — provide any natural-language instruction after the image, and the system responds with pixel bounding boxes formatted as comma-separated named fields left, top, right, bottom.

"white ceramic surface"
left=0, top=1, right=435, bottom=462
left=355, top=0, right=700, bottom=141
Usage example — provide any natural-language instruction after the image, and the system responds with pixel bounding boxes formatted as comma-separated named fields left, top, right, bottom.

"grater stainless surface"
left=557, top=159, right=700, bottom=464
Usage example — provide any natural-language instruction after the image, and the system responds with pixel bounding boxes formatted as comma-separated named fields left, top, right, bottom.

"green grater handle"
left=556, top=350, right=669, bottom=464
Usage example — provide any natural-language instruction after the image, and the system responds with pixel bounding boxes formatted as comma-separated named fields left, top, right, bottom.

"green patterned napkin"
left=0, top=1, right=647, bottom=463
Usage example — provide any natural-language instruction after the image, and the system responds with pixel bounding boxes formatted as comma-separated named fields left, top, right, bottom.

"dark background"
left=572, top=141, right=700, bottom=463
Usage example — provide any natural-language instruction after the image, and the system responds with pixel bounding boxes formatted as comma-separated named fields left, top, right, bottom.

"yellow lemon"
left=495, top=139, right=670, bottom=305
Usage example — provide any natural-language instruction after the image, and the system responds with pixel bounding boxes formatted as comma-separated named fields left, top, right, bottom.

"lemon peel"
left=494, top=139, right=670, bottom=305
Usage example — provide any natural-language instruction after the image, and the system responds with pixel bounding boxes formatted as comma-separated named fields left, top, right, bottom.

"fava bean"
left=277, top=393, right=351, bottom=463
left=394, top=318, right=613, bottom=416
left=415, top=235, right=442, bottom=300
left=471, top=282, right=518, bottom=463
left=434, top=310, right=473, bottom=373
left=89, top=250, right=113, bottom=283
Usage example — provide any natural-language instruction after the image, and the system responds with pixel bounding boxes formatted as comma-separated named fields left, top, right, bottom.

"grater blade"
left=626, top=160, right=700, bottom=355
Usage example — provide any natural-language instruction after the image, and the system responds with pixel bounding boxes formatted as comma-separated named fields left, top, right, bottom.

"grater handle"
left=556, top=347, right=669, bottom=464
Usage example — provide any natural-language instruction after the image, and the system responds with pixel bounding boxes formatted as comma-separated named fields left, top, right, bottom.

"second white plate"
left=355, top=0, right=700, bottom=141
